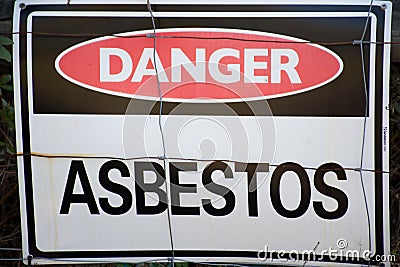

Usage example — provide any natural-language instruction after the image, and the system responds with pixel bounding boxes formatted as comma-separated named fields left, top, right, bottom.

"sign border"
left=13, top=1, right=391, bottom=265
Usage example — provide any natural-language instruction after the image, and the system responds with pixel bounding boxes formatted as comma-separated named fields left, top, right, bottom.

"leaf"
left=0, top=74, right=11, bottom=85
left=6, top=144, right=15, bottom=154
left=394, top=102, right=400, bottom=114
left=1, top=98, right=8, bottom=107
left=0, top=36, right=13, bottom=46
left=0, top=84, right=13, bottom=91
left=0, top=46, right=11, bottom=62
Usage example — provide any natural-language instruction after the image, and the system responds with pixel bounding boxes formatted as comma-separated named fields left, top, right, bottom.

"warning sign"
left=13, top=1, right=392, bottom=266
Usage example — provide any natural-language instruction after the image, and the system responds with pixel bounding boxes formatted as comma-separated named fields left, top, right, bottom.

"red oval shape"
left=55, top=28, right=343, bottom=102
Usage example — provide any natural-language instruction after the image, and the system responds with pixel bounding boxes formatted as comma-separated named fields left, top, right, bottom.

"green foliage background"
left=0, top=36, right=20, bottom=266
left=390, top=63, right=400, bottom=265
left=0, top=39, right=399, bottom=267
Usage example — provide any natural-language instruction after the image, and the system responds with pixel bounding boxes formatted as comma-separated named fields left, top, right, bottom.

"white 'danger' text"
left=99, top=48, right=302, bottom=84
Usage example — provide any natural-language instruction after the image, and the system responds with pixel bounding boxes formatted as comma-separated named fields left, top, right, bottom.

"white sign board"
left=13, top=0, right=391, bottom=265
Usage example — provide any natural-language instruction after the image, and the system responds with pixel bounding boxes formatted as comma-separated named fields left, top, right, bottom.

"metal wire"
left=0, top=256, right=276, bottom=266
left=356, top=0, right=374, bottom=265
left=358, top=40, right=372, bottom=267
left=361, top=0, right=374, bottom=42
left=1, top=31, right=400, bottom=45
left=146, top=0, right=175, bottom=265
left=0, top=258, right=28, bottom=261
left=8, top=152, right=393, bottom=175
